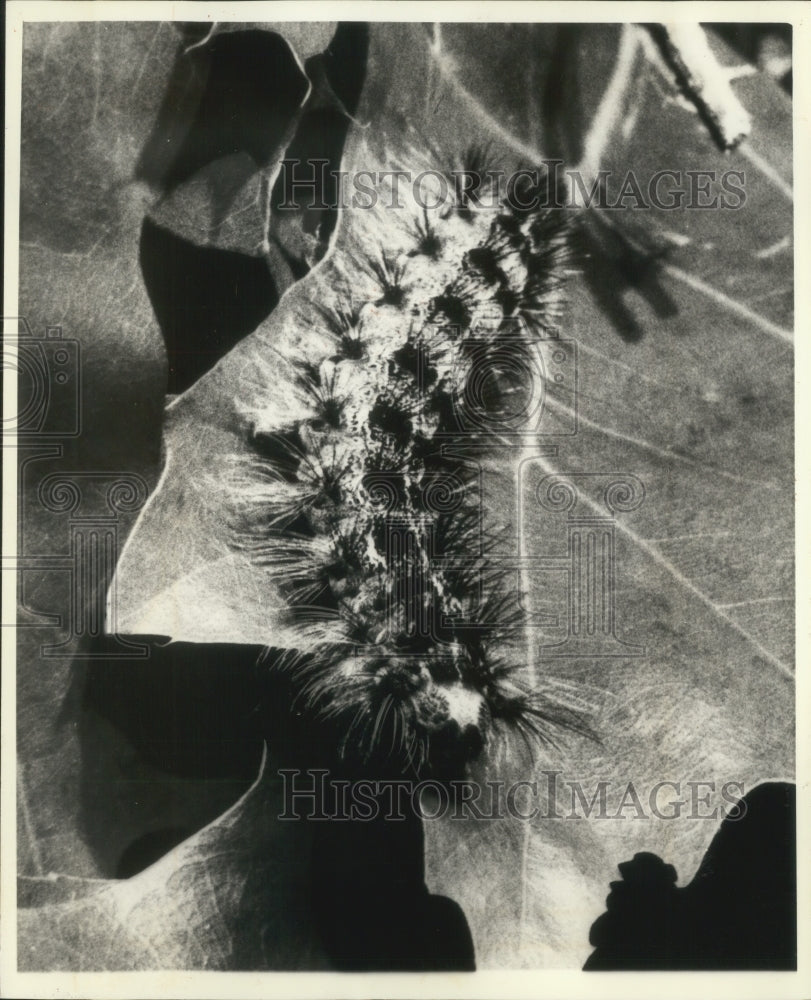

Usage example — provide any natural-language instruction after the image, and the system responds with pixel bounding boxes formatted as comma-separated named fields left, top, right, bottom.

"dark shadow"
left=574, top=211, right=678, bottom=343
left=137, top=24, right=370, bottom=392
left=76, top=636, right=266, bottom=876
left=706, top=24, right=792, bottom=95
left=80, top=638, right=266, bottom=779
left=540, top=25, right=587, bottom=166
left=115, top=826, right=193, bottom=878
left=259, top=665, right=476, bottom=971
left=311, top=803, right=476, bottom=971
left=137, top=30, right=310, bottom=192
left=75, top=642, right=476, bottom=969
left=270, top=23, right=370, bottom=255
left=139, top=218, right=279, bottom=394
left=584, top=782, right=797, bottom=970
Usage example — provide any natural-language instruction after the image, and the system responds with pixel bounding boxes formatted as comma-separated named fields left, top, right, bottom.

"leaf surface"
left=18, top=22, right=793, bottom=970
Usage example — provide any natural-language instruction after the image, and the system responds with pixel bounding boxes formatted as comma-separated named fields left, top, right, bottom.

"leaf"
left=15, top=20, right=340, bottom=882
left=137, top=23, right=368, bottom=395
left=18, top=22, right=793, bottom=970
left=18, top=752, right=333, bottom=970
left=17, top=21, right=178, bottom=880
left=421, top=26, right=794, bottom=968
left=19, top=736, right=478, bottom=972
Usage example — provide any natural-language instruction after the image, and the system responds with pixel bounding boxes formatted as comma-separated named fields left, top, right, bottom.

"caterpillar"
left=231, top=150, right=591, bottom=776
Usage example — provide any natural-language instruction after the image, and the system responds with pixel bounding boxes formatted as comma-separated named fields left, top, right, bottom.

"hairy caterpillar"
left=231, top=150, right=591, bottom=776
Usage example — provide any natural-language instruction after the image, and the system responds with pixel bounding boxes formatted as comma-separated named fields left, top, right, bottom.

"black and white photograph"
left=2, top=2, right=808, bottom=995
